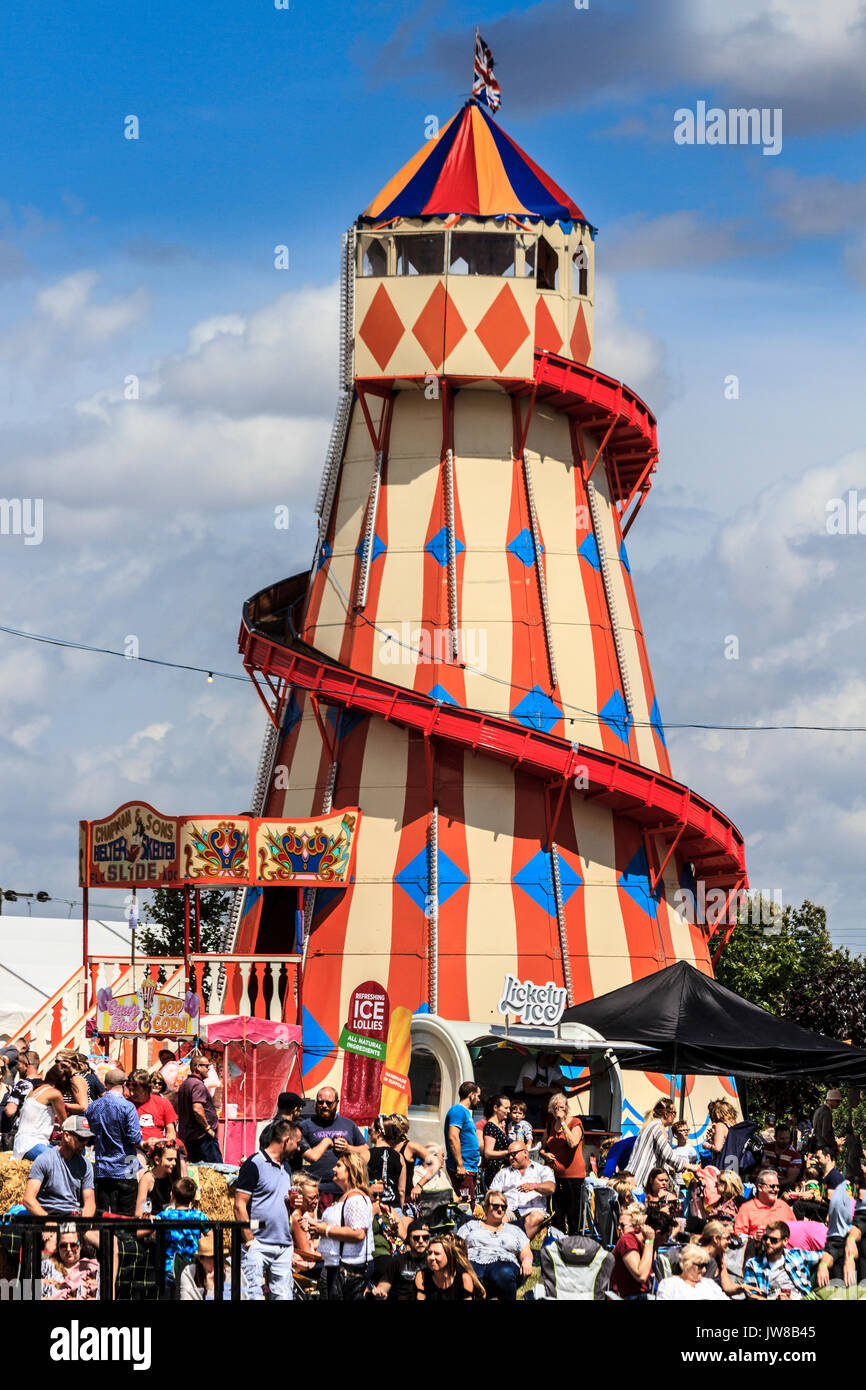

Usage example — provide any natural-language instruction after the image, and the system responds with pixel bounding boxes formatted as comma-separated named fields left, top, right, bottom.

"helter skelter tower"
left=234, top=101, right=747, bottom=1122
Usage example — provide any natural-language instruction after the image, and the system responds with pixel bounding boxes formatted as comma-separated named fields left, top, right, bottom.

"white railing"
left=16, top=965, right=88, bottom=1060
left=17, top=954, right=300, bottom=1068
left=42, top=957, right=187, bottom=1067
left=191, top=954, right=302, bottom=1024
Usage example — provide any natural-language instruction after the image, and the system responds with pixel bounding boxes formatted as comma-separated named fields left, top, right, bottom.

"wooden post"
left=183, top=885, right=191, bottom=991
left=296, top=888, right=304, bottom=1027
left=82, top=881, right=89, bottom=1011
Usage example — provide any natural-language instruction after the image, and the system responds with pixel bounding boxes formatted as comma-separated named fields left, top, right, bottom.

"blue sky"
left=2, top=0, right=866, bottom=953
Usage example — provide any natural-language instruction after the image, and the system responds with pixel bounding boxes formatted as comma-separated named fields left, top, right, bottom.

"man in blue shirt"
left=234, top=1120, right=302, bottom=1300
left=23, top=1117, right=96, bottom=1217
left=85, top=1067, right=142, bottom=1216
left=445, top=1080, right=481, bottom=1202
left=299, top=1088, right=370, bottom=1205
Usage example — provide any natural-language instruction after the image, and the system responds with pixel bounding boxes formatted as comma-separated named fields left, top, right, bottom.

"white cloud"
left=593, top=274, right=670, bottom=405
left=716, top=451, right=866, bottom=618
left=9, top=715, right=51, bottom=750
left=35, top=270, right=149, bottom=345
left=604, top=212, right=751, bottom=271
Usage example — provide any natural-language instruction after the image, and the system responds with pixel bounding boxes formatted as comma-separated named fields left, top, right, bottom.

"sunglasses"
left=59, top=1242, right=80, bottom=1251
left=488, top=1203, right=507, bottom=1211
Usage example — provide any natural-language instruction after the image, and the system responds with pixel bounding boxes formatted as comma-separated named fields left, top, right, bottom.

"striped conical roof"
left=362, top=100, right=589, bottom=225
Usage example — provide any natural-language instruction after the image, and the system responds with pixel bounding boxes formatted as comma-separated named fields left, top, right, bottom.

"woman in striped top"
left=629, top=1099, right=699, bottom=1189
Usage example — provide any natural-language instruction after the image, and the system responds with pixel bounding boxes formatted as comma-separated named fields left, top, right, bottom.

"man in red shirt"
left=127, top=1069, right=177, bottom=1144
left=763, top=1124, right=803, bottom=1186
left=734, top=1168, right=797, bottom=1239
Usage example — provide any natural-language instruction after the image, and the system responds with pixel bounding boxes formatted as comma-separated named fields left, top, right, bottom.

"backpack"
left=717, top=1120, right=763, bottom=1175
left=588, top=1185, right=620, bottom=1246
left=540, top=1235, right=614, bottom=1300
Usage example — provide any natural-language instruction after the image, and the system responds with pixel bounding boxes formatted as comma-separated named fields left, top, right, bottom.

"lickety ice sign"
left=497, top=974, right=567, bottom=1026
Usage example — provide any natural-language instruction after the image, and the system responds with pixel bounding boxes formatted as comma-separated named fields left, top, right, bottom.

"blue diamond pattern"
left=281, top=692, right=302, bottom=735
left=395, top=846, right=468, bottom=913
left=425, top=527, right=465, bottom=568
left=650, top=695, right=667, bottom=747
left=680, top=860, right=697, bottom=901
left=316, top=541, right=332, bottom=572
left=427, top=684, right=457, bottom=705
left=326, top=707, right=368, bottom=740
left=511, top=685, right=563, bottom=734
left=599, top=689, right=632, bottom=745
left=578, top=533, right=600, bottom=570
left=618, top=846, right=660, bottom=920
left=513, top=848, right=583, bottom=917
left=355, top=532, right=386, bottom=563
left=302, top=1005, right=336, bottom=1079
left=619, top=539, right=631, bottom=574
left=507, top=528, right=541, bottom=568
left=313, top=887, right=342, bottom=919
left=241, top=886, right=262, bottom=918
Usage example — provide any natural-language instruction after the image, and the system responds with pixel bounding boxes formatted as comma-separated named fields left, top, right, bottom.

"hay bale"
left=0, top=1153, right=31, bottom=1212
left=193, top=1164, right=236, bottom=1222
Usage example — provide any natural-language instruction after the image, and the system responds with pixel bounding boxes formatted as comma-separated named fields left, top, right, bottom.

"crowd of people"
left=601, top=1093, right=866, bottom=1301
left=2, top=1034, right=866, bottom=1302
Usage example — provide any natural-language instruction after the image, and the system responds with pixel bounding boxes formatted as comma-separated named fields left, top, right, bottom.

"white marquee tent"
left=0, top=914, right=133, bottom=1043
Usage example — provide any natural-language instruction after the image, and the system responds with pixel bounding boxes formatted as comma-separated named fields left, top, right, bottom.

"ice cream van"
left=407, top=1013, right=646, bottom=1156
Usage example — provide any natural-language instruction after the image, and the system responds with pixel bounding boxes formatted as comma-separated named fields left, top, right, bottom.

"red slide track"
left=239, top=587, right=746, bottom=894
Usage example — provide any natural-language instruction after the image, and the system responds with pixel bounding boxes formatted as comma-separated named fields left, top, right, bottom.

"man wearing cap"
left=86, top=1067, right=142, bottom=1216
left=23, top=1117, right=96, bottom=1218
left=812, top=1090, right=843, bottom=1156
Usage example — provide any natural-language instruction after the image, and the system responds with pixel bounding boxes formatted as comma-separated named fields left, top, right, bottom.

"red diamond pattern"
left=475, top=284, right=530, bottom=372
left=569, top=302, right=591, bottom=365
left=534, top=296, right=562, bottom=354
left=359, top=285, right=405, bottom=370
left=412, top=282, right=467, bottom=370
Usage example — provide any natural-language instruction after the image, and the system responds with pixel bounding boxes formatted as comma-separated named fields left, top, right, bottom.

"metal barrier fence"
left=1, top=1215, right=247, bottom=1302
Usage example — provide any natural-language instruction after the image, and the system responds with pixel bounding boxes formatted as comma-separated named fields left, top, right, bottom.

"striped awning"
left=362, top=100, right=589, bottom=226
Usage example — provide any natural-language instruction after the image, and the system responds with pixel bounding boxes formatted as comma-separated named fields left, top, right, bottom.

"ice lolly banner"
left=340, top=979, right=390, bottom=1123
left=379, top=1006, right=413, bottom=1115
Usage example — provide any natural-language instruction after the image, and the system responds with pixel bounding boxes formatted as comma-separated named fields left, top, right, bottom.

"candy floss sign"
left=498, top=975, right=567, bottom=1027
left=96, top=985, right=201, bottom=1037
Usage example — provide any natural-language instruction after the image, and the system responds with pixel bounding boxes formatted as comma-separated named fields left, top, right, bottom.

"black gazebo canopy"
left=561, top=960, right=866, bottom=1081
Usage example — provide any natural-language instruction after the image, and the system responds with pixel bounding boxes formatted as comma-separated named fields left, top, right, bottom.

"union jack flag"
left=472, top=31, right=501, bottom=112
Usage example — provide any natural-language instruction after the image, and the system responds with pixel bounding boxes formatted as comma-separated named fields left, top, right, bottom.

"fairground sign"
left=497, top=974, right=567, bottom=1027
left=79, top=802, right=361, bottom=889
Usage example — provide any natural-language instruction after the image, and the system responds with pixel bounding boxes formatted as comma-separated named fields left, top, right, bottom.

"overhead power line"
left=4, top=618, right=866, bottom=734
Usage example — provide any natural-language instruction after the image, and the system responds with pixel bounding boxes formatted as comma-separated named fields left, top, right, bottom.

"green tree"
left=138, top=888, right=231, bottom=1009
left=711, top=898, right=866, bottom=1125
left=138, top=887, right=229, bottom=958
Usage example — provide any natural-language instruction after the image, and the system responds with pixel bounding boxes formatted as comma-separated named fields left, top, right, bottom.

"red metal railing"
left=238, top=614, right=746, bottom=889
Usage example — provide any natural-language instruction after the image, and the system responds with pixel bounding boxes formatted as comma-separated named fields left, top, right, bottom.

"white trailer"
left=407, top=1013, right=646, bottom=1148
